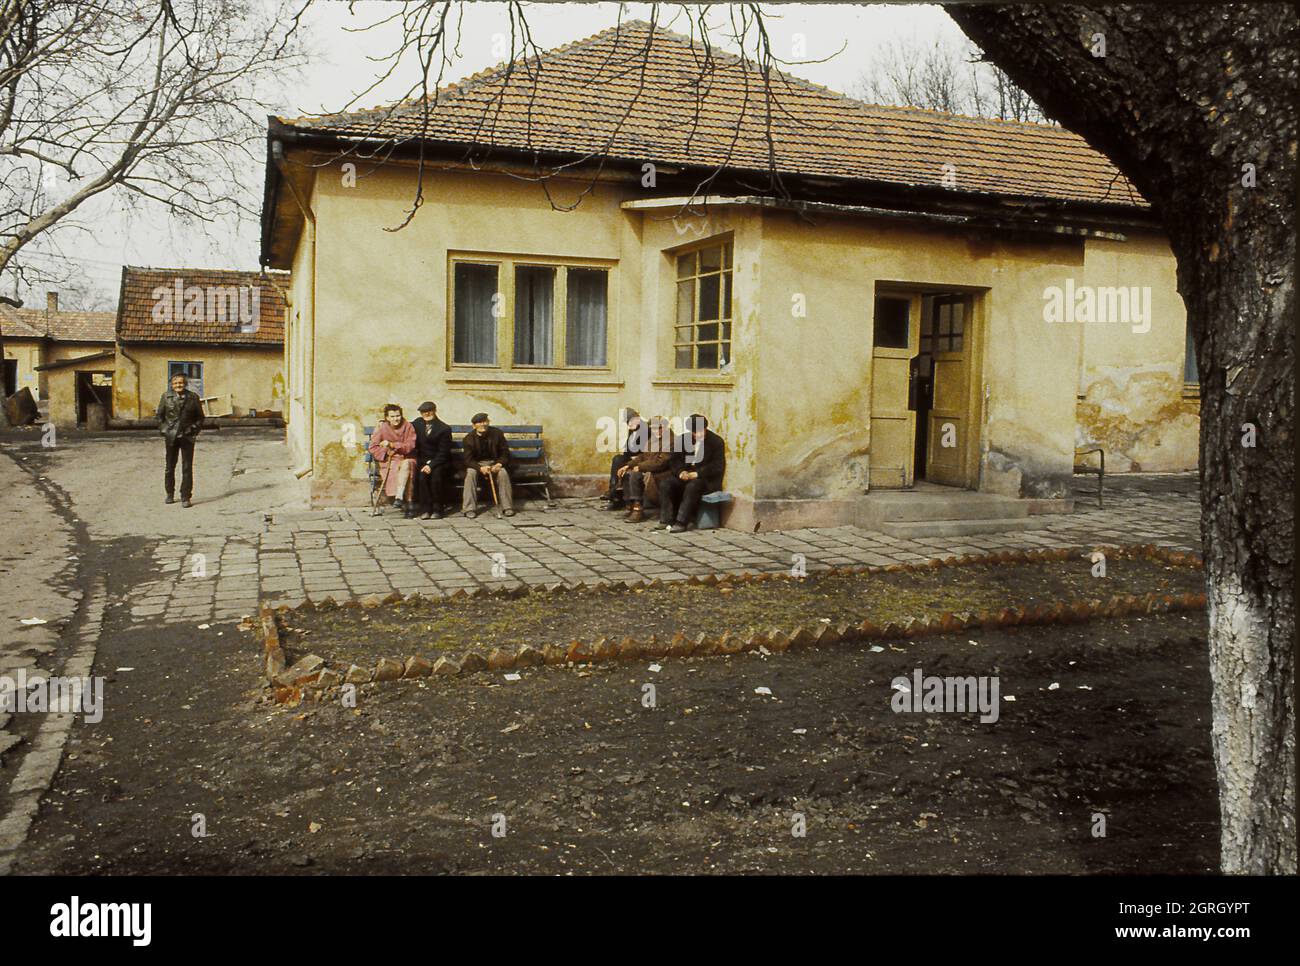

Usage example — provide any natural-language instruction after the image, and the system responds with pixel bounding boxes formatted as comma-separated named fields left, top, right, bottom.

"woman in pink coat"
left=368, top=403, right=417, bottom=513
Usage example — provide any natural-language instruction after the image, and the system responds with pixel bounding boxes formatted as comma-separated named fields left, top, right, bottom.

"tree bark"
left=948, top=2, right=1296, bottom=874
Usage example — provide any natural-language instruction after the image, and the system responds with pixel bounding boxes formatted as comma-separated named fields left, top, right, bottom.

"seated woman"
left=368, top=403, right=417, bottom=514
left=620, top=416, right=674, bottom=522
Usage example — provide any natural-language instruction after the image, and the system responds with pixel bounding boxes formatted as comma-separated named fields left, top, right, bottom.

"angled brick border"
left=258, top=543, right=1205, bottom=701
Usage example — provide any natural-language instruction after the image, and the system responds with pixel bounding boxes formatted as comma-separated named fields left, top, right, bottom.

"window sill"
left=651, top=373, right=736, bottom=390
left=446, top=370, right=624, bottom=390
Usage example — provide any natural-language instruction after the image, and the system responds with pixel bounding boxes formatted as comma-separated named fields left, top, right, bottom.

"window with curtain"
left=453, top=263, right=498, bottom=364
left=674, top=240, right=732, bottom=369
left=513, top=266, right=555, bottom=366
left=566, top=268, right=608, bottom=367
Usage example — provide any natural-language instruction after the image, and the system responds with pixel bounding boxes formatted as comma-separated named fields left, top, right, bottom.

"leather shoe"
left=165, top=495, right=175, bottom=504
left=626, top=505, right=644, bottom=523
left=669, top=522, right=688, bottom=533
left=181, top=499, right=192, bottom=508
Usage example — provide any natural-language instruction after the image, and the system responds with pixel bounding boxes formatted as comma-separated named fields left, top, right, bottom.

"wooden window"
left=921, top=295, right=966, bottom=353
left=873, top=296, right=910, bottom=349
left=167, top=360, right=203, bottom=398
left=674, top=240, right=732, bottom=369
left=450, top=256, right=610, bottom=370
left=1183, top=323, right=1198, bottom=384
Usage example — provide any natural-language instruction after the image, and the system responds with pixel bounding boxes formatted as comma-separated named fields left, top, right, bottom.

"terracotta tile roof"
left=116, top=267, right=289, bottom=346
left=0, top=304, right=116, bottom=343
left=0, top=305, right=46, bottom=340
left=280, top=20, right=1145, bottom=210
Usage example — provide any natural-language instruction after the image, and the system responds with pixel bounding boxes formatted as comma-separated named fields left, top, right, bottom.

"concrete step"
left=857, top=492, right=1031, bottom=525
left=876, top=517, right=1046, bottom=539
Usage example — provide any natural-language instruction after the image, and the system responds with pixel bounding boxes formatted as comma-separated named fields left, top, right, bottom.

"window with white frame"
left=450, top=256, right=610, bottom=369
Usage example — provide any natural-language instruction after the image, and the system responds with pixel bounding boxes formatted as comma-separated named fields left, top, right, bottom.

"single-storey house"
left=259, top=21, right=1197, bottom=525
left=113, top=266, right=289, bottom=420
left=2, top=292, right=117, bottom=424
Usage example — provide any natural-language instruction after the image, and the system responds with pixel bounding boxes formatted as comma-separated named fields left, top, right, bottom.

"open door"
left=921, top=294, right=970, bottom=486
left=868, top=292, right=920, bottom=488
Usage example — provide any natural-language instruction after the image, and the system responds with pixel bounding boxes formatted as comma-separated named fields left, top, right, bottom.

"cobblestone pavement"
left=120, top=439, right=1201, bottom=626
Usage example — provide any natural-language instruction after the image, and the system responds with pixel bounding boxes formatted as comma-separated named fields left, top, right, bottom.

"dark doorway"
left=2, top=358, right=15, bottom=398
left=76, top=371, right=113, bottom=424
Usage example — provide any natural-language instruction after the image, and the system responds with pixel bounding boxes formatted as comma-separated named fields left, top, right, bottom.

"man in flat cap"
left=461, top=412, right=514, bottom=518
left=411, top=401, right=452, bottom=519
left=602, top=407, right=646, bottom=511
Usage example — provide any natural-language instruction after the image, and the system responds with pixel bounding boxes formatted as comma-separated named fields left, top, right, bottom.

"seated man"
left=461, top=411, right=514, bottom=518
left=621, top=416, right=674, bottom=523
left=659, top=413, right=725, bottom=533
left=412, top=400, right=452, bottom=520
left=602, top=408, right=645, bottom=510
left=368, top=403, right=417, bottom=513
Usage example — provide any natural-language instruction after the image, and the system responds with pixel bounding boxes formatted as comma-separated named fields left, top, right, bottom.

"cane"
left=486, top=465, right=502, bottom=517
left=372, top=453, right=395, bottom=516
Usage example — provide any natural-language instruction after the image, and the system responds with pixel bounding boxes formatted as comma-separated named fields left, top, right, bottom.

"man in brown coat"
left=620, top=417, right=674, bottom=523
left=461, top=412, right=514, bottom=518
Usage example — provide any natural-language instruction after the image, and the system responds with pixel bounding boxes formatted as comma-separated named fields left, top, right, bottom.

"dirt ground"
left=15, top=598, right=1218, bottom=874
left=281, top=554, right=1203, bottom=665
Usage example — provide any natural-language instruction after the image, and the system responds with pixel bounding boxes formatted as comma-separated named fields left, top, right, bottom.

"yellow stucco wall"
left=113, top=345, right=284, bottom=419
left=3, top=338, right=44, bottom=399
left=1074, top=234, right=1198, bottom=471
left=286, top=160, right=1194, bottom=512
left=43, top=356, right=116, bottom=427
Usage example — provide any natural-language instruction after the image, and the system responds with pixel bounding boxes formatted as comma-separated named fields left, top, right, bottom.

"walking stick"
left=372, top=453, right=395, bottom=516
left=487, top=465, right=502, bottom=517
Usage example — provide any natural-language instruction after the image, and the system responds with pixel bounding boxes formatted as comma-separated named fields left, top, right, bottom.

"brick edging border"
left=261, top=543, right=1205, bottom=702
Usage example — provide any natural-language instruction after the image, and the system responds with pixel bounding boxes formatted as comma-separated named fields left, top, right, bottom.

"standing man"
left=412, top=401, right=452, bottom=520
left=659, top=413, right=726, bottom=533
left=157, top=371, right=205, bottom=507
left=602, top=408, right=645, bottom=511
left=462, top=412, right=514, bottom=518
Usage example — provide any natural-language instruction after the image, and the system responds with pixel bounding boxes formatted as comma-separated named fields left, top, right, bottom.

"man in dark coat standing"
left=659, top=413, right=726, bottom=533
left=461, top=412, right=514, bottom=518
left=156, top=372, right=205, bottom=507
left=411, top=400, right=452, bottom=520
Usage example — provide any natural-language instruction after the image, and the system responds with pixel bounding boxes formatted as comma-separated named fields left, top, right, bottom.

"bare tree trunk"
left=948, top=2, right=1296, bottom=874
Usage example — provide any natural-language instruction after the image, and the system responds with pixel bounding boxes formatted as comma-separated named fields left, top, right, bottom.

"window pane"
left=951, top=301, right=965, bottom=334
left=873, top=296, right=910, bottom=349
left=722, top=321, right=731, bottom=341
left=454, top=263, right=498, bottom=364
left=697, top=342, right=719, bottom=369
left=697, top=322, right=718, bottom=342
left=513, top=266, right=555, bottom=365
left=566, top=268, right=607, bottom=366
left=677, top=252, right=695, bottom=278
left=699, top=244, right=722, bottom=272
left=723, top=272, right=732, bottom=318
left=699, top=274, right=721, bottom=320
left=1184, top=325, right=1198, bottom=383
left=676, top=279, right=695, bottom=324
left=675, top=325, right=693, bottom=345
left=675, top=346, right=693, bottom=369
left=720, top=341, right=731, bottom=366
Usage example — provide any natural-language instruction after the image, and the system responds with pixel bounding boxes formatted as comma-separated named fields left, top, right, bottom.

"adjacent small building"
left=112, top=266, right=289, bottom=420
left=2, top=292, right=117, bottom=425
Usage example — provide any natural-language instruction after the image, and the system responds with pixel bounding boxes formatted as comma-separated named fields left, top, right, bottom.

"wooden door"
left=868, top=293, right=920, bottom=488
left=923, top=295, right=970, bottom=486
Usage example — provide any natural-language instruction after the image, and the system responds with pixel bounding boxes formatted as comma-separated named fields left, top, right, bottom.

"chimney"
left=46, top=291, right=58, bottom=313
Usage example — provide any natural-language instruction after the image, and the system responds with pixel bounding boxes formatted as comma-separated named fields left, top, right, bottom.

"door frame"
left=873, top=281, right=986, bottom=490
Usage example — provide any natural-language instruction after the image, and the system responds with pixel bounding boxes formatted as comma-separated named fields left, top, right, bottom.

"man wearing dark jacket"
left=156, top=372, right=205, bottom=507
left=602, top=408, right=646, bottom=510
left=411, top=401, right=452, bottom=520
left=461, top=412, right=514, bottom=517
left=659, top=413, right=725, bottom=533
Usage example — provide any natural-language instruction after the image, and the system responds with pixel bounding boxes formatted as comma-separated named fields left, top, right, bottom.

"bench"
left=449, top=424, right=554, bottom=504
left=1073, top=445, right=1105, bottom=508
left=362, top=424, right=556, bottom=508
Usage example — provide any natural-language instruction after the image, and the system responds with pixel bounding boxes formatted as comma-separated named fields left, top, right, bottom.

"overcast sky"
left=18, top=1, right=969, bottom=310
